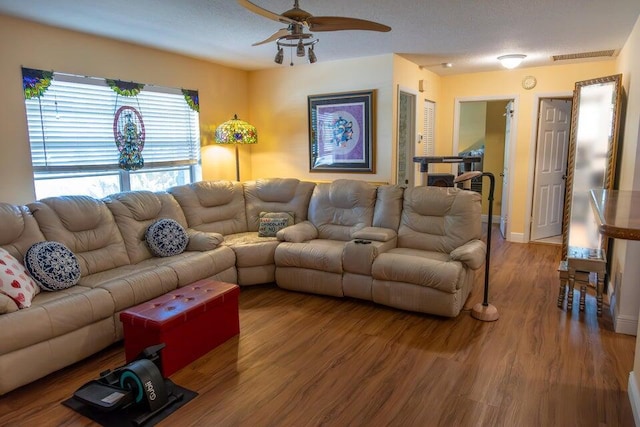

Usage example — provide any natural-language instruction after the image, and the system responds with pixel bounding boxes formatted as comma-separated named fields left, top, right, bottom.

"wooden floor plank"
left=0, top=231, right=635, bottom=426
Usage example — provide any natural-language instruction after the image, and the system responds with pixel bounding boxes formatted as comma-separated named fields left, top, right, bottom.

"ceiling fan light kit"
left=238, top=0, right=391, bottom=66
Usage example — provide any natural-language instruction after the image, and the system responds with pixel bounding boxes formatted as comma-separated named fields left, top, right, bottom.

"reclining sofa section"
left=0, top=177, right=485, bottom=395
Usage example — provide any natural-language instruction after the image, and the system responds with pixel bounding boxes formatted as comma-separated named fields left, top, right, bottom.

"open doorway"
left=453, top=96, right=517, bottom=240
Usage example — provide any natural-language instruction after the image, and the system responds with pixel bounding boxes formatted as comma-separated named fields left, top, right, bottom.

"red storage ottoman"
left=119, top=279, right=240, bottom=377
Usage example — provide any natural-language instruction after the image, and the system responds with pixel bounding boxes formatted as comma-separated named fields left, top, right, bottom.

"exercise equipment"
left=72, top=343, right=183, bottom=426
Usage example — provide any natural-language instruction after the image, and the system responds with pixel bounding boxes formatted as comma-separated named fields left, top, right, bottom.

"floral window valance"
left=21, top=68, right=200, bottom=111
left=106, top=79, right=145, bottom=97
left=22, top=68, right=54, bottom=99
left=182, top=89, right=199, bottom=112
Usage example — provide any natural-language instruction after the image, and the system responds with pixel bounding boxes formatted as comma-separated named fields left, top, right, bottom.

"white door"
left=500, top=101, right=513, bottom=238
left=530, top=98, right=572, bottom=240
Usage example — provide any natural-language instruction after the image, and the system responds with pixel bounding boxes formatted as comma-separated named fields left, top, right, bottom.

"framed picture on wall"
left=308, top=90, right=375, bottom=173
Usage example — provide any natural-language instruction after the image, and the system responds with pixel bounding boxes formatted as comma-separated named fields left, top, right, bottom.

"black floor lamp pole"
left=453, top=170, right=499, bottom=322
left=472, top=172, right=499, bottom=321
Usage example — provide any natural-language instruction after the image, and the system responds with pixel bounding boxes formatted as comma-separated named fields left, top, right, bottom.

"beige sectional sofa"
left=0, top=178, right=485, bottom=395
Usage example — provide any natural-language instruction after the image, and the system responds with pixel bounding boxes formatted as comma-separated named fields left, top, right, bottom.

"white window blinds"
left=25, top=73, right=199, bottom=173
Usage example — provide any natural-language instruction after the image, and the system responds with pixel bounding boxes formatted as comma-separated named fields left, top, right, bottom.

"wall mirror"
left=561, top=74, right=623, bottom=257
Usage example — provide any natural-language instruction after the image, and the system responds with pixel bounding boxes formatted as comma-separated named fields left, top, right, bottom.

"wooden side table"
left=566, top=246, right=606, bottom=316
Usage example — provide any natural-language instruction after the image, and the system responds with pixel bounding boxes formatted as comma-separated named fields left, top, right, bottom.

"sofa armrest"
left=352, top=226, right=397, bottom=242
left=0, top=293, right=19, bottom=315
left=277, top=221, right=318, bottom=243
left=450, top=239, right=486, bottom=270
left=186, top=229, right=224, bottom=251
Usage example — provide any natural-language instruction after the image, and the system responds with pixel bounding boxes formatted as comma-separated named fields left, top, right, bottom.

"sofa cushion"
left=308, top=179, right=377, bottom=241
left=0, top=203, right=46, bottom=258
left=399, top=187, right=482, bottom=253
left=168, top=181, right=248, bottom=236
left=186, top=229, right=224, bottom=251
left=27, top=196, right=131, bottom=276
left=0, top=293, right=19, bottom=314
left=0, top=285, right=114, bottom=355
left=145, top=219, right=189, bottom=257
left=105, top=191, right=190, bottom=264
left=275, top=240, right=345, bottom=274
left=244, top=178, right=315, bottom=231
left=24, top=241, right=81, bottom=291
left=371, top=248, right=462, bottom=293
left=0, top=248, right=39, bottom=308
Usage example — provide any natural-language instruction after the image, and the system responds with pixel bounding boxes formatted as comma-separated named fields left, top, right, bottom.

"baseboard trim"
left=481, top=214, right=500, bottom=224
left=510, top=232, right=525, bottom=243
left=629, top=372, right=640, bottom=426
left=614, top=314, right=638, bottom=336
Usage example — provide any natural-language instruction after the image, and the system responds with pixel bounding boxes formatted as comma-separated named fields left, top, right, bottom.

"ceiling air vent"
left=552, top=50, right=616, bottom=61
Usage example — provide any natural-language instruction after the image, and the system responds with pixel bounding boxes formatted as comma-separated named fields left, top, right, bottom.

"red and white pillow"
left=0, top=248, right=39, bottom=308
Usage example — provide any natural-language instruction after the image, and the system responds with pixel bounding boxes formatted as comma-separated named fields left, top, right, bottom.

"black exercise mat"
left=62, top=379, right=197, bottom=427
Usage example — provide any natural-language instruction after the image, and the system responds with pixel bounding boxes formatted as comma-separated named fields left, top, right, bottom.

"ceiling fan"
left=237, top=0, right=391, bottom=65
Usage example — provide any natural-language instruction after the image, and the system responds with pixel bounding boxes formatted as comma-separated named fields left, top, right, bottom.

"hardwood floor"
left=0, top=232, right=636, bottom=426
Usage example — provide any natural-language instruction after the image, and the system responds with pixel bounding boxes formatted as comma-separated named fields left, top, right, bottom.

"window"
left=22, top=70, right=201, bottom=199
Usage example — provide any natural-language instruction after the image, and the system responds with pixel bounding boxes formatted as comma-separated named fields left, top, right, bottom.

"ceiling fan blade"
left=252, top=28, right=291, bottom=46
left=307, top=16, right=391, bottom=32
left=237, top=0, right=296, bottom=25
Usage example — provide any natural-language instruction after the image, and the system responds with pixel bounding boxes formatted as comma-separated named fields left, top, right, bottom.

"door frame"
left=396, top=85, right=420, bottom=186
left=524, top=91, right=573, bottom=243
left=453, top=94, right=519, bottom=242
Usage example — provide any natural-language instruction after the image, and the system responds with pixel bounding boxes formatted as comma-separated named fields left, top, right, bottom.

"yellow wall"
left=248, top=54, right=394, bottom=183
left=0, top=14, right=249, bottom=204
left=459, top=102, right=486, bottom=152
left=439, top=61, right=617, bottom=236
left=484, top=100, right=509, bottom=216
left=391, top=55, right=441, bottom=184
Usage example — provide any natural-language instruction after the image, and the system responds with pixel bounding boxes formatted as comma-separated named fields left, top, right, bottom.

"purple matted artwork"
left=308, top=90, right=374, bottom=172
left=316, top=102, right=365, bottom=164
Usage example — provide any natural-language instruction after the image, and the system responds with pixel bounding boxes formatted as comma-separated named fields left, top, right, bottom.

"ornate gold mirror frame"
left=561, top=74, right=623, bottom=257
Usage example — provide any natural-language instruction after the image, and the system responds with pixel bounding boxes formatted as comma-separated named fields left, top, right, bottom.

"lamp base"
left=471, top=303, right=499, bottom=322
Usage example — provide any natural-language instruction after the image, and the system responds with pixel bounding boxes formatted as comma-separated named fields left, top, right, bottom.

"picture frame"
left=308, top=90, right=375, bottom=173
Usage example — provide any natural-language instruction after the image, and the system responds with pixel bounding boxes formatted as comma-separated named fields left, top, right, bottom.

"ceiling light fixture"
left=296, top=39, right=305, bottom=57
left=497, top=54, right=526, bottom=69
left=275, top=38, right=319, bottom=65
left=308, top=46, right=317, bottom=64
left=274, top=46, right=284, bottom=64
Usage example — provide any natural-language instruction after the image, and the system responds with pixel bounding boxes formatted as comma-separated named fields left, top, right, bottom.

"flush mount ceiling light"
left=498, top=54, right=527, bottom=69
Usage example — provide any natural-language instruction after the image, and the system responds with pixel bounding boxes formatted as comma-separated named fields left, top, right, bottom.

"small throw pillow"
left=0, top=247, right=40, bottom=308
left=146, top=218, right=189, bottom=257
left=258, top=217, right=290, bottom=237
left=259, top=211, right=295, bottom=226
left=24, top=242, right=81, bottom=292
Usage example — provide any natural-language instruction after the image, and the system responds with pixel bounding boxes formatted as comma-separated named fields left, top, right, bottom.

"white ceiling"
left=1, top=0, right=639, bottom=75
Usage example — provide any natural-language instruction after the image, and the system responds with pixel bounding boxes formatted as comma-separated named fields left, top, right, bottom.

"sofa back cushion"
left=398, top=186, right=482, bottom=253
left=168, top=180, right=247, bottom=235
left=105, top=191, right=189, bottom=264
left=27, top=196, right=130, bottom=276
left=0, top=203, right=46, bottom=260
left=308, top=179, right=377, bottom=241
left=244, top=178, right=316, bottom=231
left=373, top=185, right=404, bottom=230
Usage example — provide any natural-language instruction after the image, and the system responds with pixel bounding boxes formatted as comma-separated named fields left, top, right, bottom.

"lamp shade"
left=214, top=114, right=258, bottom=145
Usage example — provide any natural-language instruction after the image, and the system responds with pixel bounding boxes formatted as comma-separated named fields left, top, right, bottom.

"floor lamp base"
left=471, top=303, right=499, bottom=322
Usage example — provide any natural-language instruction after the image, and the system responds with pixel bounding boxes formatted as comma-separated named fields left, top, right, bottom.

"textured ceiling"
left=1, top=0, right=639, bottom=75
